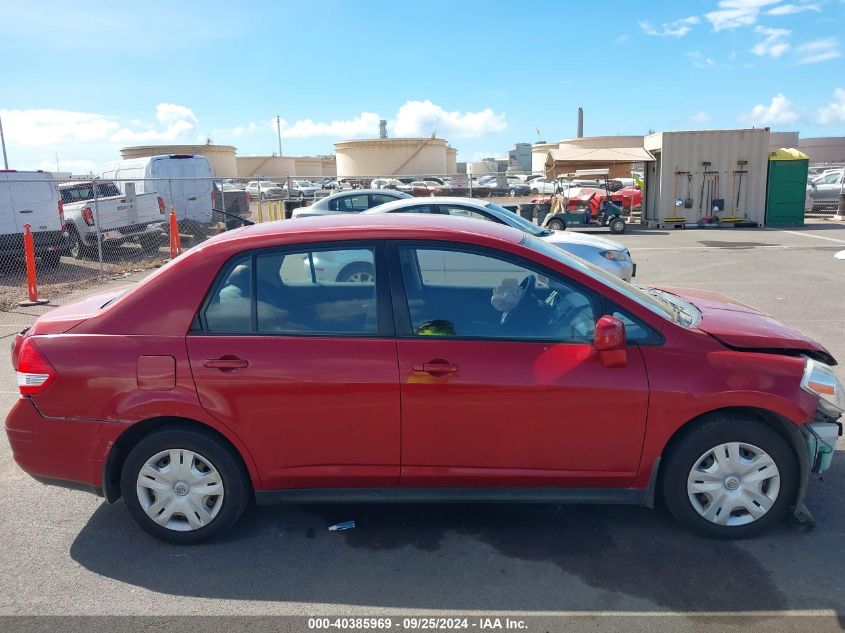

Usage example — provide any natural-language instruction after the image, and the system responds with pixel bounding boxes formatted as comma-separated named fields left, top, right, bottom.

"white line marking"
left=779, top=230, right=845, bottom=244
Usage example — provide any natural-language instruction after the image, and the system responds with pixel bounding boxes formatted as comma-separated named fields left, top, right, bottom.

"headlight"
left=599, top=250, right=629, bottom=262
left=801, top=358, right=845, bottom=417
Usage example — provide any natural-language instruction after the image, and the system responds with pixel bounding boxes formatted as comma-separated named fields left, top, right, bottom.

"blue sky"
left=0, top=0, right=843, bottom=173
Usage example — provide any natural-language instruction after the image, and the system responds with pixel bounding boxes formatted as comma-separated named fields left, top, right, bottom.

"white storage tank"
left=335, top=137, right=449, bottom=177
left=532, top=143, right=557, bottom=174
left=120, top=144, right=237, bottom=177
left=643, top=129, right=770, bottom=226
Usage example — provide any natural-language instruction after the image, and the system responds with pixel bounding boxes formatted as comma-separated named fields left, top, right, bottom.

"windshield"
left=484, top=202, right=547, bottom=237
left=521, top=234, right=699, bottom=327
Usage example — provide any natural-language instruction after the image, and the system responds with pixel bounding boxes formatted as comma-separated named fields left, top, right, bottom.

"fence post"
left=92, top=176, right=104, bottom=272
left=18, top=224, right=49, bottom=307
left=169, top=208, right=182, bottom=258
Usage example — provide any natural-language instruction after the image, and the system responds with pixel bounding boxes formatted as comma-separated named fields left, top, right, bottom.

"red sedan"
left=5, top=215, right=842, bottom=543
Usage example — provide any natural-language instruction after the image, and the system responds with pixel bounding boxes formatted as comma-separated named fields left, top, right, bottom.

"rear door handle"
left=411, top=360, right=459, bottom=376
left=203, top=356, right=249, bottom=371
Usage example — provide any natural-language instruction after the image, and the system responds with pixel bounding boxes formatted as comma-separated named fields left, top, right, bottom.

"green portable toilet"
left=765, top=148, right=809, bottom=227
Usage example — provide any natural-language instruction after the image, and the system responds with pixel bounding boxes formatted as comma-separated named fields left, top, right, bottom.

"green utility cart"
left=765, top=148, right=809, bottom=227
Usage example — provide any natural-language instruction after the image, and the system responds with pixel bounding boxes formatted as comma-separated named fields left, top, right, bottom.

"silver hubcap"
left=687, top=442, right=780, bottom=527
left=346, top=271, right=374, bottom=283
left=136, top=449, right=224, bottom=532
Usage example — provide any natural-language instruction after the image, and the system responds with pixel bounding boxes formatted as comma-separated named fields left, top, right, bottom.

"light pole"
left=0, top=114, right=8, bottom=169
left=276, top=115, right=283, bottom=157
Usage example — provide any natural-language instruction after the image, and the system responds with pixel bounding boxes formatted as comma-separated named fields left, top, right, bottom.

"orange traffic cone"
left=169, top=209, right=182, bottom=258
left=19, top=224, right=50, bottom=307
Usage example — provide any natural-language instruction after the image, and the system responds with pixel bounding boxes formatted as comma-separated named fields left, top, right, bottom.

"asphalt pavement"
left=1, top=220, right=843, bottom=630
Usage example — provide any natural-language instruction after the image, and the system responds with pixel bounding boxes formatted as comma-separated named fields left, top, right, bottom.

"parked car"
left=212, top=183, right=251, bottom=229
left=370, top=178, right=404, bottom=190
left=98, top=155, right=214, bottom=240
left=245, top=181, right=285, bottom=201
left=284, top=180, right=321, bottom=199
left=59, top=180, right=166, bottom=258
left=292, top=189, right=411, bottom=218
left=529, top=177, right=558, bottom=194
left=0, top=170, right=65, bottom=268
left=362, top=197, right=635, bottom=280
left=807, top=169, right=844, bottom=210
left=6, top=214, right=841, bottom=543
left=608, top=178, right=637, bottom=192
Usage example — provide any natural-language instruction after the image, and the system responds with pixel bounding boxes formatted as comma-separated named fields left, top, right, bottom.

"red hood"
left=659, top=286, right=836, bottom=364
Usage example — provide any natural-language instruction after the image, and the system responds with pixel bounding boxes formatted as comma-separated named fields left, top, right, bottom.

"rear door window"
left=329, top=194, right=369, bottom=212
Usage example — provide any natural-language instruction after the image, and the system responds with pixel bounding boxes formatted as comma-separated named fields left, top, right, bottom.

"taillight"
left=81, top=207, right=95, bottom=226
left=57, top=200, right=65, bottom=224
left=157, top=196, right=166, bottom=214
left=16, top=338, right=55, bottom=396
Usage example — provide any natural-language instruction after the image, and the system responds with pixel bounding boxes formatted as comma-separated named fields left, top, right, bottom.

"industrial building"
left=798, top=137, right=845, bottom=164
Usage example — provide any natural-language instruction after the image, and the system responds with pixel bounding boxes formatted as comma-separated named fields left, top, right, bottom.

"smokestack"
left=577, top=107, right=584, bottom=138
left=379, top=119, right=387, bottom=139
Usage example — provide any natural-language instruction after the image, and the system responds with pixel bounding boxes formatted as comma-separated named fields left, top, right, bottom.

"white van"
left=0, top=170, right=65, bottom=268
left=98, top=155, right=214, bottom=238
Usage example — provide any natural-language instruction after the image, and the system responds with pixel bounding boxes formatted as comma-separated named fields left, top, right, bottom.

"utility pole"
left=276, top=115, right=283, bottom=157
left=0, top=114, right=8, bottom=169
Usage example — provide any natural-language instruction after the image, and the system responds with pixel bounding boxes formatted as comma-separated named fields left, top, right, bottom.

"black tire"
left=67, top=229, right=91, bottom=260
left=139, top=234, right=162, bottom=255
left=609, top=217, right=626, bottom=234
left=547, top=218, right=565, bottom=231
left=259, top=193, right=266, bottom=201
left=120, top=428, right=250, bottom=544
left=336, top=261, right=375, bottom=283
left=531, top=188, right=539, bottom=195
left=661, top=414, right=798, bottom=539
left=509, top=188, right=517, bottom=197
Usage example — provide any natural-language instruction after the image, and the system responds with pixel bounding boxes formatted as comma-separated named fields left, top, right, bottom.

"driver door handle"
left=412, top=360, right=459, bottom=376
left=203, top=356, right=249, bottom=371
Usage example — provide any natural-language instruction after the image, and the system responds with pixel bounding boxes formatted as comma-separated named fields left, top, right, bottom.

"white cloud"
left=745, top=93, right=799, bottom=123
left=690, top=111, right=712, bottom=123
left=817, top=87, right=845, bottom=124
left=687, top=50, right=717, bottom=68
left=280, top=112, right=381, bottom=139
left=766, top=2, right=821, bottom=14
left=639, top=16, right=699, bottom=37
left=796, top=38, right=841, bottom=64
left=391, top=100, right=507, bottom=139
left=750, top=26, right=791, bottom=57
left=110, top=103, right=199, bottom=142
left=0, top=108, right=119, bottom=146
left=705, top=0, right=782, bottom=31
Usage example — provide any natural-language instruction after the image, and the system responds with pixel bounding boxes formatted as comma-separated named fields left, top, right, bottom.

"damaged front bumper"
left=802, top=416, right=842, bottom=474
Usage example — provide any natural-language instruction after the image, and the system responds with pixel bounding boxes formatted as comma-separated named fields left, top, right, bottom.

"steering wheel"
left=501, top=274, right=536, bottom=326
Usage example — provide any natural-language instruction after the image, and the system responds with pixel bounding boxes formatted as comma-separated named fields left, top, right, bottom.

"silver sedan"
left=292, top=189, right=412, bottom=218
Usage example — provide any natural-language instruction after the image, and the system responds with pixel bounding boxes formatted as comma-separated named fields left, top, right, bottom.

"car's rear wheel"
left=336, top=262, right=375, bottom=284
left=120, top=428, right=249, bottom=544
left=67, top=229, right=91, bottom=260
left=609, top=217, right=626, bottom=234
left=662, top=414, right=797, bottom=538
left=531, top=188, right=539, bottom=195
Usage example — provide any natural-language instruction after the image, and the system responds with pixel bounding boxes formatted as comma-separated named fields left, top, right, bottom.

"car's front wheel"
left=662, top=414, right=797, bottom=538
left=547, top=218, right=565, bottom=231
left=120, top=428, right=250, bottom=544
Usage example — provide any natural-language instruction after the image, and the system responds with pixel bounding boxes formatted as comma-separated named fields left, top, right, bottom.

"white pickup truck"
left=59, top=181, right=167, bottom=258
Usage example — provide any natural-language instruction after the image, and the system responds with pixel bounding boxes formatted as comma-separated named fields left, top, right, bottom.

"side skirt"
left=255, top=487, right=649, bottom=506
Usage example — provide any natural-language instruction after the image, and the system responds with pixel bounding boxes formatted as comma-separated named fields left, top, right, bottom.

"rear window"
left=60, top=183, right=121, bottom=204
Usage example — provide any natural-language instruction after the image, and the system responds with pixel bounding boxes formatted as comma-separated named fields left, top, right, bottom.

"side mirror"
left=594, top=315, right=627, bottom=368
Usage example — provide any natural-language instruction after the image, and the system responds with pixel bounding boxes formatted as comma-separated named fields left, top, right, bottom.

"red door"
left=187, top=243, right=400, bottom=490
left=392, top=243, right=650, bottom=488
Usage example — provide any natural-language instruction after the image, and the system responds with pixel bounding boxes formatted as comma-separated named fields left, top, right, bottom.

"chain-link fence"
left=806, top=163, right=845, bottom=215
left=0, top=170, right=646, bottom=332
